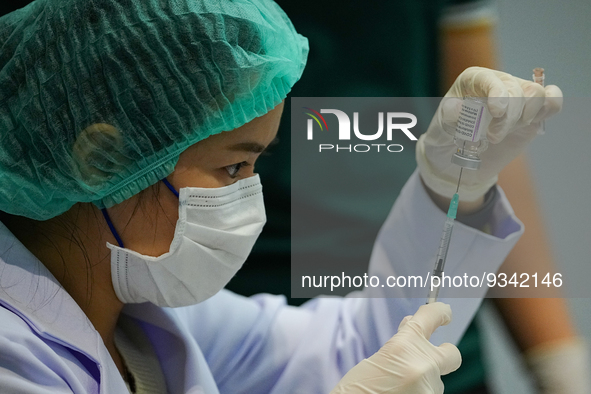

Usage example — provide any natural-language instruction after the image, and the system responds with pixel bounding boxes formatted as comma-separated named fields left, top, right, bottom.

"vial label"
left=455, top=99, right=489, bottom=142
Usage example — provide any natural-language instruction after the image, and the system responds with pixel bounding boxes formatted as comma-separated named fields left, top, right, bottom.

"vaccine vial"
left=451, top=97, right=492, bottom=170
left=533, top=67, right=545, bottom=87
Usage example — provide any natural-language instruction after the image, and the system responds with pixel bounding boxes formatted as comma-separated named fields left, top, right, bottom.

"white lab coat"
left=0, top=171, right=523, bottom=393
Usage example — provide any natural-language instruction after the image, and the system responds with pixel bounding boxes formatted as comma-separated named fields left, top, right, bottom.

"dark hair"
left=0, top=181, right=168, bottom=307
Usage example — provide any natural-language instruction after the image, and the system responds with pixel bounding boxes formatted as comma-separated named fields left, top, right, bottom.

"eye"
left=225, top=161, right=250, bottom=178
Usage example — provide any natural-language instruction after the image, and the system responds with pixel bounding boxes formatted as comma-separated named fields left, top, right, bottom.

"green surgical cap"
left=0, top=0, right=308, bottom=220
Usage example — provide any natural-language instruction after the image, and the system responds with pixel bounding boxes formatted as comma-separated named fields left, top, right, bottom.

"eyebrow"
left=227, top=137, right=279, bottom=153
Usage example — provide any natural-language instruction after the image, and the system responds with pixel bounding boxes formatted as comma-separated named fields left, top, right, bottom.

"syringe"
left=428, top=94, right=492, bottom=303
left=426, top=168, right=462, bottom=304
left=427, top=70, right=543, bottom=303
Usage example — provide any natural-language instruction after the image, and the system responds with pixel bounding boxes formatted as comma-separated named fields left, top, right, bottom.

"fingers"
left=489, top=82, right=562, bottom=142
left=532, top=84, right=564, bottom=124
left=401, top=302, right=452, bottom=340
left=452, top=67, right=563, bottom=144
left=519, top=81, right=546, bottom=125
left=456, top=67, right=509, bottom=117
left=487, top=75, right=526, bottom=143
left=397, top=315, right=412, bottom=331
left=433, top=342, right=462, bottom=375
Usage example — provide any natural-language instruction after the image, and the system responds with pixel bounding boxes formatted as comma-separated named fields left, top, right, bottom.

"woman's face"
left=106, top=101, right=284, bottom=257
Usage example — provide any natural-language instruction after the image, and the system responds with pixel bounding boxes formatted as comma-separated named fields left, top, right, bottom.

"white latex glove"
left=417, top=67, right=563, bottom=201
left=525, top=337, right=591, bottom=394
left=330, top=303, right=461, bottom=394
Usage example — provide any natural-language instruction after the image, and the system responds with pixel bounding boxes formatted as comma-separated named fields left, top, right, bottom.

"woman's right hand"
left=330, top=303, right=461, bottom=394
left=416, top=67, right=563, bottom=203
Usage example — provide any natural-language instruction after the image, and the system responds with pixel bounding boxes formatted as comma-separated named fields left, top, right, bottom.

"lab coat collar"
left=122, top=302, right=221, bottom=393
left=0, top=222, right=103, bottom=359
left=0, top=221, right=134, bottom=392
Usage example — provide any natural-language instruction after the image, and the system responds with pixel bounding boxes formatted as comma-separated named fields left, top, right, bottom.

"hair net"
left=0, top=0, right=308, bottom=220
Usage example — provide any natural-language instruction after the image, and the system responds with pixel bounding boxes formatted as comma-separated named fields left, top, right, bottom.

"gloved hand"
left=330, top=302, right=461, bottom=394
left=525, top=337, right=591, bottom=394
left=416, top=67, right=563, bottom=202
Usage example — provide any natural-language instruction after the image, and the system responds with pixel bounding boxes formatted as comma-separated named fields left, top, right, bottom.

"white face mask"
left=106, top=174, right=266, bottom=307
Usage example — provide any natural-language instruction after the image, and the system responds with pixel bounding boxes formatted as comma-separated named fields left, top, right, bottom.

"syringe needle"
left=426, top=167, right=463, bottom=304
left=426, top=192, right=460, bottom=304
left=455, top=167, right=463, bottom=194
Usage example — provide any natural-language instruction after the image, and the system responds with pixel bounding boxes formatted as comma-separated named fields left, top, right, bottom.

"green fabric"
left=442, top=320, right=488, bottom=392
left=0, top=0, right=308, bottom=220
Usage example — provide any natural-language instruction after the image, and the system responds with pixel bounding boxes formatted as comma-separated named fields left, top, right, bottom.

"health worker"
left=0, top=0, right=562, bottom=393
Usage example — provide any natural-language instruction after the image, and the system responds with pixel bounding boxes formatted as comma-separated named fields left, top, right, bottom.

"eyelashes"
left=225, top=161, right=250, bottom=178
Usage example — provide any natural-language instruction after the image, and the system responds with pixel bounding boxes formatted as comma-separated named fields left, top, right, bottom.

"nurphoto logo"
left=303, top=107, right=418, bottom=153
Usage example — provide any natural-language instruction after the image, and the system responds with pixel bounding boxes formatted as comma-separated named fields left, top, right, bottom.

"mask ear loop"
left=101, top=178, right=179, bottom=248
left=101, top=208, right=125, bottom=248
left=161, top=178, right=180, bottom=199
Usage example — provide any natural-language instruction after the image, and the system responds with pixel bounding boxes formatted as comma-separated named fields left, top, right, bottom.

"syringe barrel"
left=427, top=287, right=441, bottom=304
left=435, top=217, right=455, bottom=264
left=427, top=217, right=455, bottom=304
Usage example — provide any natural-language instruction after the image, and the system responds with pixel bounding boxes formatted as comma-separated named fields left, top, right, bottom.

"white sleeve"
left=179, top=170, right=523, bottom=394
left=344, top=169, right=523, bottom=350
left=0, top=307, right=89, bottom=394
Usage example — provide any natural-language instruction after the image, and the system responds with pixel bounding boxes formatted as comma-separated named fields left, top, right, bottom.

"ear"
left=72, top=123, right=128, bottom=186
